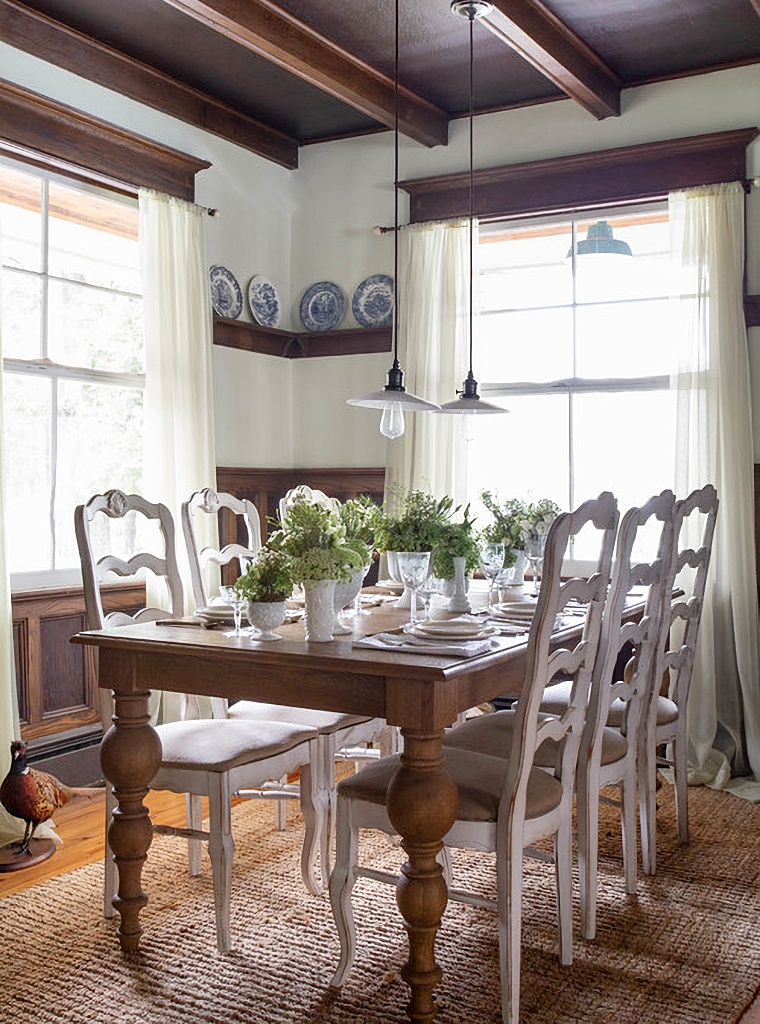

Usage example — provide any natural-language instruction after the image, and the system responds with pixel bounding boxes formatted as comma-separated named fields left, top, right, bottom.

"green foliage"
left=432, top=505, right=481, bottom=578
left=234, top=547, right=293, bottom=603
left=268, top=489, right=366, bottom=584
left=339, top=495, right=381, bottom=549
left=480, top=491, right=561, bottom=562
left=480, top=491, right=529, bottom=558
left=376, top=490, right=454, bottom=553
left=522, top=498, right=562, bottom=538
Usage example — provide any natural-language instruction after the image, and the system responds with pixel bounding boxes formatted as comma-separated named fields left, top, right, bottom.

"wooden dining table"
left=72, top=596, right=576, bottom=1023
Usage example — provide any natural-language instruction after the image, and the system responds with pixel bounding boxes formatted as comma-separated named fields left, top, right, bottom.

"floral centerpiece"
left=233, top=546, right=293, bottom=640
left=480, top=491, right=529, bottom=569
left=376, top=490, right=453, bottom=554
left=269, top=489, right=369, bottom=641
left=520, top=498, right=561, bottom=542
left=432, top=504, right=480, bottom=579
left=234, top=547, right=292, bottom=604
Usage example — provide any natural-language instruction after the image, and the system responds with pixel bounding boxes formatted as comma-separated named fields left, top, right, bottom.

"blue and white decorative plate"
left=352, top=274, right=394, bottom=328
left=209, top=266, right=243, bottom=319
left=299, top=281, right=345, bottom=332
left=248, top=275, right=281, bottom=327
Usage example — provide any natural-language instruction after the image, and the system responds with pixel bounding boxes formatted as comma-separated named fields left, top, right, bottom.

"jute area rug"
left=1, top=783, right=758, bottom=1024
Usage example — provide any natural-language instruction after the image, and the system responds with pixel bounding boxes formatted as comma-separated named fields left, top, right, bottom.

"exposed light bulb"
left=459, top=412, right=475, bottom=442
left=380, top=402, right=405, bottom=439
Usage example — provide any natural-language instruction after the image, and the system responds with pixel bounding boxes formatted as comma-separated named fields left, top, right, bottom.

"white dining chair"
left=627, top=483, right=719, bottom=875
left=535, top=490, right=677, bottom=938
left=329, top=492, right=618, bottom=1024
left=182, top=486, right=391, bottom=891
left=75, top=488, right=324, bottom=950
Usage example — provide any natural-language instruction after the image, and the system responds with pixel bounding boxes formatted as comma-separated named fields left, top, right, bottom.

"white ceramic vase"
left=303, top=578, right=336, bottom=642
left=332, top=565, right=369, bottom=635
left=246, top=601, right=286, bottom=641
left=444, top=556, right=471, bottom=613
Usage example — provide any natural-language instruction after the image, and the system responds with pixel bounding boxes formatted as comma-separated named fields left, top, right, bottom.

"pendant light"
left=567, top=219, right=633, bottom=258
left=346, top=0, right=438, bottom=439
left=436, top=0, right=507, bottom=427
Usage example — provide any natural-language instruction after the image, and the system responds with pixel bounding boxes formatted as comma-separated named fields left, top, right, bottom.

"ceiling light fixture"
left=346, top=0, right=438, bottom=440
left=567, top=219, right=633, bottom=258
left=436, top=0, right=507, bottom=432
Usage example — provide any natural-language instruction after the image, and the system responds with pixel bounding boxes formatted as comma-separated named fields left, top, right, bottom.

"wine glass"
left=395, top=551, right=431, bottom=627
left=523, top=534, right=547, bottom=597
left=479, top=541, right=504, bottom=611
left=219, top=584, right=245, bottom=636
left=418, top=574, right=442, bottom=621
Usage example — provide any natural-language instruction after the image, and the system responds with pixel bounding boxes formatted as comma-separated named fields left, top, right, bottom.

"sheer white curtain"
left=0, top=278, right=58, bottom=845
left=670, top=181, right=760, bottom=799
left=385, top=218, right=471, bottom=510
left=138, top=189, right=218, bottom=613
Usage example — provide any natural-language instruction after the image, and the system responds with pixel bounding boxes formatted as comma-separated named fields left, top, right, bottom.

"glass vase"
left=303, top=578, right=336, bottom=642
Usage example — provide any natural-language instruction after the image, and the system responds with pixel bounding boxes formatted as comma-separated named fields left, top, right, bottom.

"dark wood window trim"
left=401, top=128, right=758, bottom=223
left=213, top=317, right=392, bottom=358
left=400, top=127, right=760, bottom=328
left=0, top=77, right=210, bottom=200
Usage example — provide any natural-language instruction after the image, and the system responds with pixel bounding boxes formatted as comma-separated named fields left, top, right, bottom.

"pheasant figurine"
left=1, top=740, right=96, bottom=854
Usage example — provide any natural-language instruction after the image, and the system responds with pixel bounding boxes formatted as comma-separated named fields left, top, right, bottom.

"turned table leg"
left=386, top=729, right=458, bottom=1023
left=100, top=682, right=162, bottom=952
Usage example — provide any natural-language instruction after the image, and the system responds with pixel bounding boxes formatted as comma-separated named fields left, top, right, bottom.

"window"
left=470, top=205, right=677, bottom=561
left=1, top=159, right=144, bottom=588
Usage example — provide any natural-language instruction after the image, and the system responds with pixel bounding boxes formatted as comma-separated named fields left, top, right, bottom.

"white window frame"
left=1, top=156, right=144, bottom=591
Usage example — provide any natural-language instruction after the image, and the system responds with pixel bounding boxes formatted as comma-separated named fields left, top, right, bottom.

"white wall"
left=291, top=64, right=760, bottom=462
left=0, top=41, right=298, bottom=468
left=1, top=43, right=758, bottom=466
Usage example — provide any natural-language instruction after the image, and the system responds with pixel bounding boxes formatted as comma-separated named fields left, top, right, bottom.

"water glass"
left=395, top=552, right=431, bottom=627
left=219, top=585, right=245, bottom=636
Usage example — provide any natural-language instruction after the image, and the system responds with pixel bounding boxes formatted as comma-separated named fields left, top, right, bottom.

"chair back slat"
left=75, top=488, right=184, bottom=631
left=581, top=490, right=677, bottom=764
left=181, top=488, right=262, bottom=609
left=502, top=491, right=619, bottom=815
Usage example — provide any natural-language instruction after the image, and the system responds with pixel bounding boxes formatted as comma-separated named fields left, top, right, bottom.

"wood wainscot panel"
left=215, top=467, right=386, bottom=584
left=12, top=582, right=145, bottom=748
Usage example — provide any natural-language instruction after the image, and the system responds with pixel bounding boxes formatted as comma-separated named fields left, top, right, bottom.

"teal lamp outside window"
left=568, top=220, right=633, bottom=258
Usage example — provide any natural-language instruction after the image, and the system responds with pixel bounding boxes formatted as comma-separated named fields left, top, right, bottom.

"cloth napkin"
left=353, top=633, right=496, bottom=658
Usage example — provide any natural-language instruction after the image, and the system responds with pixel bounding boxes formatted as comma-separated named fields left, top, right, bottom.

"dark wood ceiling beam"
left=155, top=0, right=449, bottom=147
left=0, top=77, right=210, bottom=199
left=0, top=0, right=299, bottom=168
left=482, top=0, right=621, bottom=120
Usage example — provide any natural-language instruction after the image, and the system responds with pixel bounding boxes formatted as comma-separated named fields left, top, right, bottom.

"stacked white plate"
left=405, top=617, right=497, bottom=641
left=491, top=602, right=536, bottom=625
left=196, top=604, right=235, bottom=625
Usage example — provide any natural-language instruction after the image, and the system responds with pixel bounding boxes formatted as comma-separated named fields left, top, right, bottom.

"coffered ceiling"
left=1, top=0, right=759, bottom=169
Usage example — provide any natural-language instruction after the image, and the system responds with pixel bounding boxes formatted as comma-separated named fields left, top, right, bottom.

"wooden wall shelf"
left=213, top=317, right=392, bottom=358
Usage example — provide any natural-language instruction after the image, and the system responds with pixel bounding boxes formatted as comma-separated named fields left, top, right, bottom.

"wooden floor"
left=2, top=791, right=759, bottom=1022
left=0, top=789, right=202, bottom=898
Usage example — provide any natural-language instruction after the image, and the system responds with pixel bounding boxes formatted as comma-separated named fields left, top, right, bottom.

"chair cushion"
left=444, top=710, right=628, bottom=769
left=337, top=747, right=562, bottom=823
left=229, top=701, right=372, bottom=734
left=540, top=680, right=573, bottom=715
left=607, top=693, right=678, bottom=728
left=156, top=719, right=316, bottom=772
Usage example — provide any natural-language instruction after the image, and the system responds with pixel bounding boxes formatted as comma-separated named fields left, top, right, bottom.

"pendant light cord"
left=393, top=0, right=400, bottom=369
left=467, top=9, right=475, bottom=379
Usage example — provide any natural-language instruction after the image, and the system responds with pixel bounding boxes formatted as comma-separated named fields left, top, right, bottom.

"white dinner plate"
left=406, top=621, right=497, bottom=641
left=197, top=605, right=235, bottom=621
